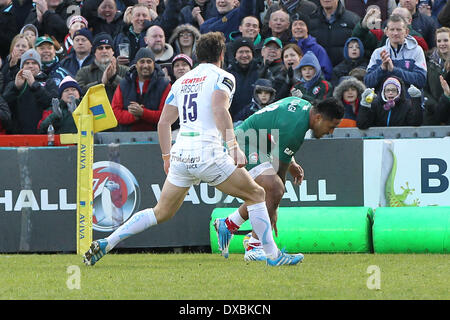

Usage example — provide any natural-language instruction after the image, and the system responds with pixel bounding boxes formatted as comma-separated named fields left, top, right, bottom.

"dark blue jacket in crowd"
left=293, top=35, right=333, bottom=81
left=411, top=10, right=438, bottom=49
left=200, top=0, right=255, bottom=40
left=60, top=51, right=95, bottom=78
left=226, top=58, right=261, bottom=120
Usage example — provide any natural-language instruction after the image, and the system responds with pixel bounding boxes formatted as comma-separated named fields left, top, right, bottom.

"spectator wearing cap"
left=111, top=47, right=171, bottom=131
left=258, top=37, right=284, bottom=83
left=226, top=37, right=262, bottom=120
left=200, top=0, right=254, bottom=40
left=225, top=16, right=263, bottom=68
left=63, top=15, right=89, bottom=54
left=308, top=0, right=360, bottom=67
left=3, top=48, right=58, bottom=134
left=290, top=12, right=333, bottom=81
left=35, top=35, right=71, bottom=86
left=170, top=54, right=193, bottom=82
left=262, top=9, right=292, bottom=46
left=61, top=28, right=95, bottom=77
left=76, top=32, right=129, bottom=102
left=168, top=24, right=201, bottom=64
left=38, top=75, right=81, bottom=134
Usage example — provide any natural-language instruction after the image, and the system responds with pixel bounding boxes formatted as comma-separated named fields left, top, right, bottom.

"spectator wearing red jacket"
left=112, top=48, right=171, bottom=131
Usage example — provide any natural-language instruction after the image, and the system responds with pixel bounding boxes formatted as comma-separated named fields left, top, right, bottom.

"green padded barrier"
left=210, top=207, right=374, bottom=254
left=372, top=207, right=450, bottom=253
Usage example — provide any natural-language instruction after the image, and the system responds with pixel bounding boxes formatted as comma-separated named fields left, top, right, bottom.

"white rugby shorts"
left=167, top=143, right=237, bottom=187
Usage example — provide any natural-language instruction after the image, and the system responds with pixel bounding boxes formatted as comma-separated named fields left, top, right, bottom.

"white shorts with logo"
left=167, top=141, right=237, bottom=188
left=247, top=161, right=274, bottom=180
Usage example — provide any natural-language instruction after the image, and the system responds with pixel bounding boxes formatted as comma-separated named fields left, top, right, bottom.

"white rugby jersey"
left=165, top=63, right=235, bottom=144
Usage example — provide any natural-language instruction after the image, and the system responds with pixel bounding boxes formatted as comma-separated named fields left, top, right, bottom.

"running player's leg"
left=105, top=179, right=190, bottom=249
left=215, top=167, right=279, bottom=259
left=224, top=167, right=284, bottom=241
left=83, top=179, right=189, bottom=266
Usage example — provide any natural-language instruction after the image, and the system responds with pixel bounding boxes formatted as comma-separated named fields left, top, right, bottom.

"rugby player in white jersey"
left=83, top=32, right=303, bottom=267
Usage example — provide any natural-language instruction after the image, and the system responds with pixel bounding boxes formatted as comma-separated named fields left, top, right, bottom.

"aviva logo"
left=90, top=104, right=106, bottom=120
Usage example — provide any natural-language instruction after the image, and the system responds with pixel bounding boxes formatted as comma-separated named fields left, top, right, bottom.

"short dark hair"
left=195, top=32, right=226, bottom=64
left=312, top=97, right=344, bottom=121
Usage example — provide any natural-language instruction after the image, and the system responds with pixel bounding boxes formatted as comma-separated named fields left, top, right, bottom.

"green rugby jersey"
left=235, top=96, right=312, bottom=170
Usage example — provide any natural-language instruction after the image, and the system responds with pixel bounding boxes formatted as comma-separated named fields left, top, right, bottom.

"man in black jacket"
left=226, top=38, right=261, bottom=121
left=308, top=0, right=360, bottom=66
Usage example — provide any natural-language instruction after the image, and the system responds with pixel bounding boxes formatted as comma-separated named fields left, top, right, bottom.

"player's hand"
left=163, top=158, right=170, bottom=174
left=289, top=161, right=304, bottom=185
left=229, top=146, right=247, bottom=168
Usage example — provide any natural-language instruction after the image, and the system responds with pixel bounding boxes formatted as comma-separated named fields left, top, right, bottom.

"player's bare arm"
left=157, top=104, right=179, bottom=174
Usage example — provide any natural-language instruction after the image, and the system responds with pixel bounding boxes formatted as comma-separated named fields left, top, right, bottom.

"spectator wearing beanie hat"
left=61, top=28, right=95, bottom=77
left=290, top=12, right=333, bottom=81
left=171, top=54, right=193, bottom=82
left=38, top=76, right=81, bottom=134
left=357, top=75, right=423, bottom=129
left=63, top=15, right=89, bottom=53
left=75, top=32, right=129, bottom=103
left=111, top=47, right=171, bottom=132
left=226, top=37, right=262, bottom=120
left=3, top=48, right=58, bottom=134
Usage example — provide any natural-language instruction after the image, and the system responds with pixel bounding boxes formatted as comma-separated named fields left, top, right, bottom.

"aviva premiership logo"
left=92, top=161, right=140, bottom=232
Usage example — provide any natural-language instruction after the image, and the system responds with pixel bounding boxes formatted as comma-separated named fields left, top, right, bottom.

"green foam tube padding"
left=372, top=206, right=450, bottom=253
left=210, top=207, right=374, bottom=253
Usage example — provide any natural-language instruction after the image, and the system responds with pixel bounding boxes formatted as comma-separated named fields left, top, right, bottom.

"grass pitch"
left=0, top=252, right=448, bottom=300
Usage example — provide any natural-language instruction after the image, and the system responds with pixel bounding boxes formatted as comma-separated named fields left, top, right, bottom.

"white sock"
left=228, top=209, right=246, bottom=227
left=105, top=208, right=157, bottom=251
left=247, top=202, right=279, bottom=258
left=248, top=236, right=262, bottom=249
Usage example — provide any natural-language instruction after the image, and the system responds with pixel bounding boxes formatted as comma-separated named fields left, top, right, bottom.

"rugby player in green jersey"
left=214, top=96, right=344, bottom=261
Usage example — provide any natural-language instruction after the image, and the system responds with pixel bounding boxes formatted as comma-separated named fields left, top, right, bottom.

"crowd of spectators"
left=0, top=0, right=450, bottom=135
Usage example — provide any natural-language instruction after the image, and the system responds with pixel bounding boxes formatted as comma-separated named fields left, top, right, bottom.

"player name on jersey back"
left=180, top=76, right=207, bottom=94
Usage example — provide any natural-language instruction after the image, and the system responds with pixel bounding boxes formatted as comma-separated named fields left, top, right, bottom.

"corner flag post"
left=71, top=84, right=118, bottom=255
left=76, top=114, right=94, bottom=255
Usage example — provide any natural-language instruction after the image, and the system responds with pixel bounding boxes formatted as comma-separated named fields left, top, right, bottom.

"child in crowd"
left=233, top=78, right=276, bottom=126
left=38, top=76, right=81, bottom=134
left=331, top=37, right=368, bottom=87
left=357, top=76, right=423, bottom=129
left=290, top=51, right=333, bottom=103
left=333, top=76, right=366, bottom=127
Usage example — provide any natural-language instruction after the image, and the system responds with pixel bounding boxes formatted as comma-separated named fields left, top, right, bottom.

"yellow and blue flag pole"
left=70, top=84, right=117, bottom=255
